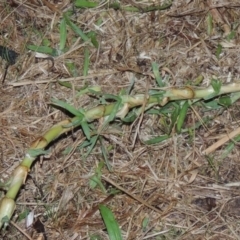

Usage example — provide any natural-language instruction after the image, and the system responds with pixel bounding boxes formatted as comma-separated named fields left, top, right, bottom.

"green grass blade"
left=90, top=175, right=106, bottom=192
left=142, top=217, right=149, bottom=231
left=81, top=120, right=91, bottom=140
left=169, top=103, right=180, bottom=134
left=58, top=81, right=73, bottom=89
left=211, top=78, right=221, bottom=93
left=106, top=99, right=121, bottom=123
left=27, top=149, right=50, bottom=158
left=207, top=13, right=213, bottom=36
left=63, top=13, right=90, bottom=42
left=59, top=18, right=67, bottom=51
left=152, top=62, right=165, bottom=87
left=99, top=205, right=123, bottom=240
left=27, top=45, right=58, bottom=56
left=99, top=136, right=112, bottom=171
left=226, top=31, right=236, bottom=41
left=216, top=44, right=222, bottom=59
left=122, top=110, right=137, bottom=123
left=87, top=31, right=99, bottom=48
left=176, top=101, right=189, bottom=133
left=221, top=135, right=240, bottom=159
left=204, top=78, right=222, bottom=100
left=77, top=85, right=101, bottom=97
left=75, top=0, right=98, bottom=8
left=85, top=135, right=98, bottom=158
left=51, top=99, right=84, bottom=117
left=126, top=76, right=135, bottom=95
left=144, top=135, right=169, bottom=145
left=89, top=161, right=106, bottom=192
left=218, top=92, right=240, bottom=107
left=65, top=61, right=78, bottom=77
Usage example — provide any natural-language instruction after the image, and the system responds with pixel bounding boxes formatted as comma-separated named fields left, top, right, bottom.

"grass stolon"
left=1, top=82, right=240, bottom=229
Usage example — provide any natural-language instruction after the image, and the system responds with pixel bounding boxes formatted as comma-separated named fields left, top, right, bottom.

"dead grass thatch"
left=1, top=0, right=240, bottom=239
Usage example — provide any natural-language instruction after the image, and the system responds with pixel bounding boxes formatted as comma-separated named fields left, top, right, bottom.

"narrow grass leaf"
left=191, top=75, right=204, bottom=86
left=211, top=78, right=221, bottom=93
left=64, top=61, right=77, bottom=77
left=83, top=47, right=90, bottom=76
left=63, top=133, right=98, bottom=154
left=64, top=13, right=90, bottom=42
left=144, top=135, right=169, bottom=145
left=205, top=155, right=218, bottom=176
left=100, top=93, right=121, bottom=101
left=221, top=135, right=240, bottom=159
left=97, top=95, right=121, bottom=124
left=58, top=81, right=73, bottom=89
left=218, top=92, right=240, bottom=107
left=63, top=118, right=82, bottom=128
left=207, top=13, right=213, bottom=36
left=87, top=31, right=99, bottom=48
left=201, top=99, right=221, bottom=110
left=169, top=104, right=180, bottom=134
left=99, top=205, right=123, bottom=240
left=27, top=45, right=58, bottom=56
left=89, top=161, right=106, bottom=192
left=216, top=44, right=222, bottom=59
left=77, top=85, right=101, bottom=97
left=18, top=209, right=30, bottom=222
left=51, top=99, right=83, bottom=117
left=59, top=18, right=67, bottom=51
left=77, top=139, right=94, bottom=150
left=87, top=86, right=102, bottom=93
left=152, top=62, right=165, bottom=87
left=85, top=135, right=98, bottom=158
left=218, top=96, right=232, bottom=107
left=204, top=78, right=221, bottom=100
left=227, top=31, right=236, bottom=41
left=181, top=116, right=211, bottom=133
left=27, top=149, right=50, bottom=158
left=75, top=0, right=98, bottom=8
left=142, top=217, right=149, bottom=231
left=148, top=89, right=165, bottom=99
left=122, top=110, right=137, bottom=123
left=81, top=120, right=91, bottom=140
left=106, top=100, right=121, bottom=123
left=229, top=92, right=240, bottom=104
left=42, top=38, right=51, bottom=47
left=176, top=101, right=189, bottom=134
left=126, top=76, right=135, bottom=95
left=90, top=175, right=106, bottom=192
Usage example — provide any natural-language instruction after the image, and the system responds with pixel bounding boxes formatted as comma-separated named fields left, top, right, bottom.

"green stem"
left=1, top=82, right=240, bottom=229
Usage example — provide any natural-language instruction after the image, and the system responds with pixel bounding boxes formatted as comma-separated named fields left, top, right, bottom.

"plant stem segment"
left=1, top=82, right=240, bottom=229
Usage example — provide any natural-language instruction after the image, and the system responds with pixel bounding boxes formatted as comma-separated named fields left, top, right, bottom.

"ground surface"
left=1, top=0, right=240, bottom=239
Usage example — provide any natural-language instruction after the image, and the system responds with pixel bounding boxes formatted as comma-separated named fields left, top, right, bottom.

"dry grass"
left=1, top=0, right=240, bottom=239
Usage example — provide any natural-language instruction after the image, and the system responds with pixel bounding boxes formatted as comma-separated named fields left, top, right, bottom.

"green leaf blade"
left=144, top=135, right=169, bottom=145
left=59, top=18, right=67, bottom=51
left=27, top=45, right=58, bottom=56
left=176, top=101, right=189, bottom=134
left=81, top=120, right=91, bottom=140
left=51, top=99, right=84, bottom=118
left=152, top=62, right=165, bottom=87
left=99, top=205, right=123, bottom=240
left=63, top=13, right=90, bottom=43
left=75, top=0, right=98, bottom=8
